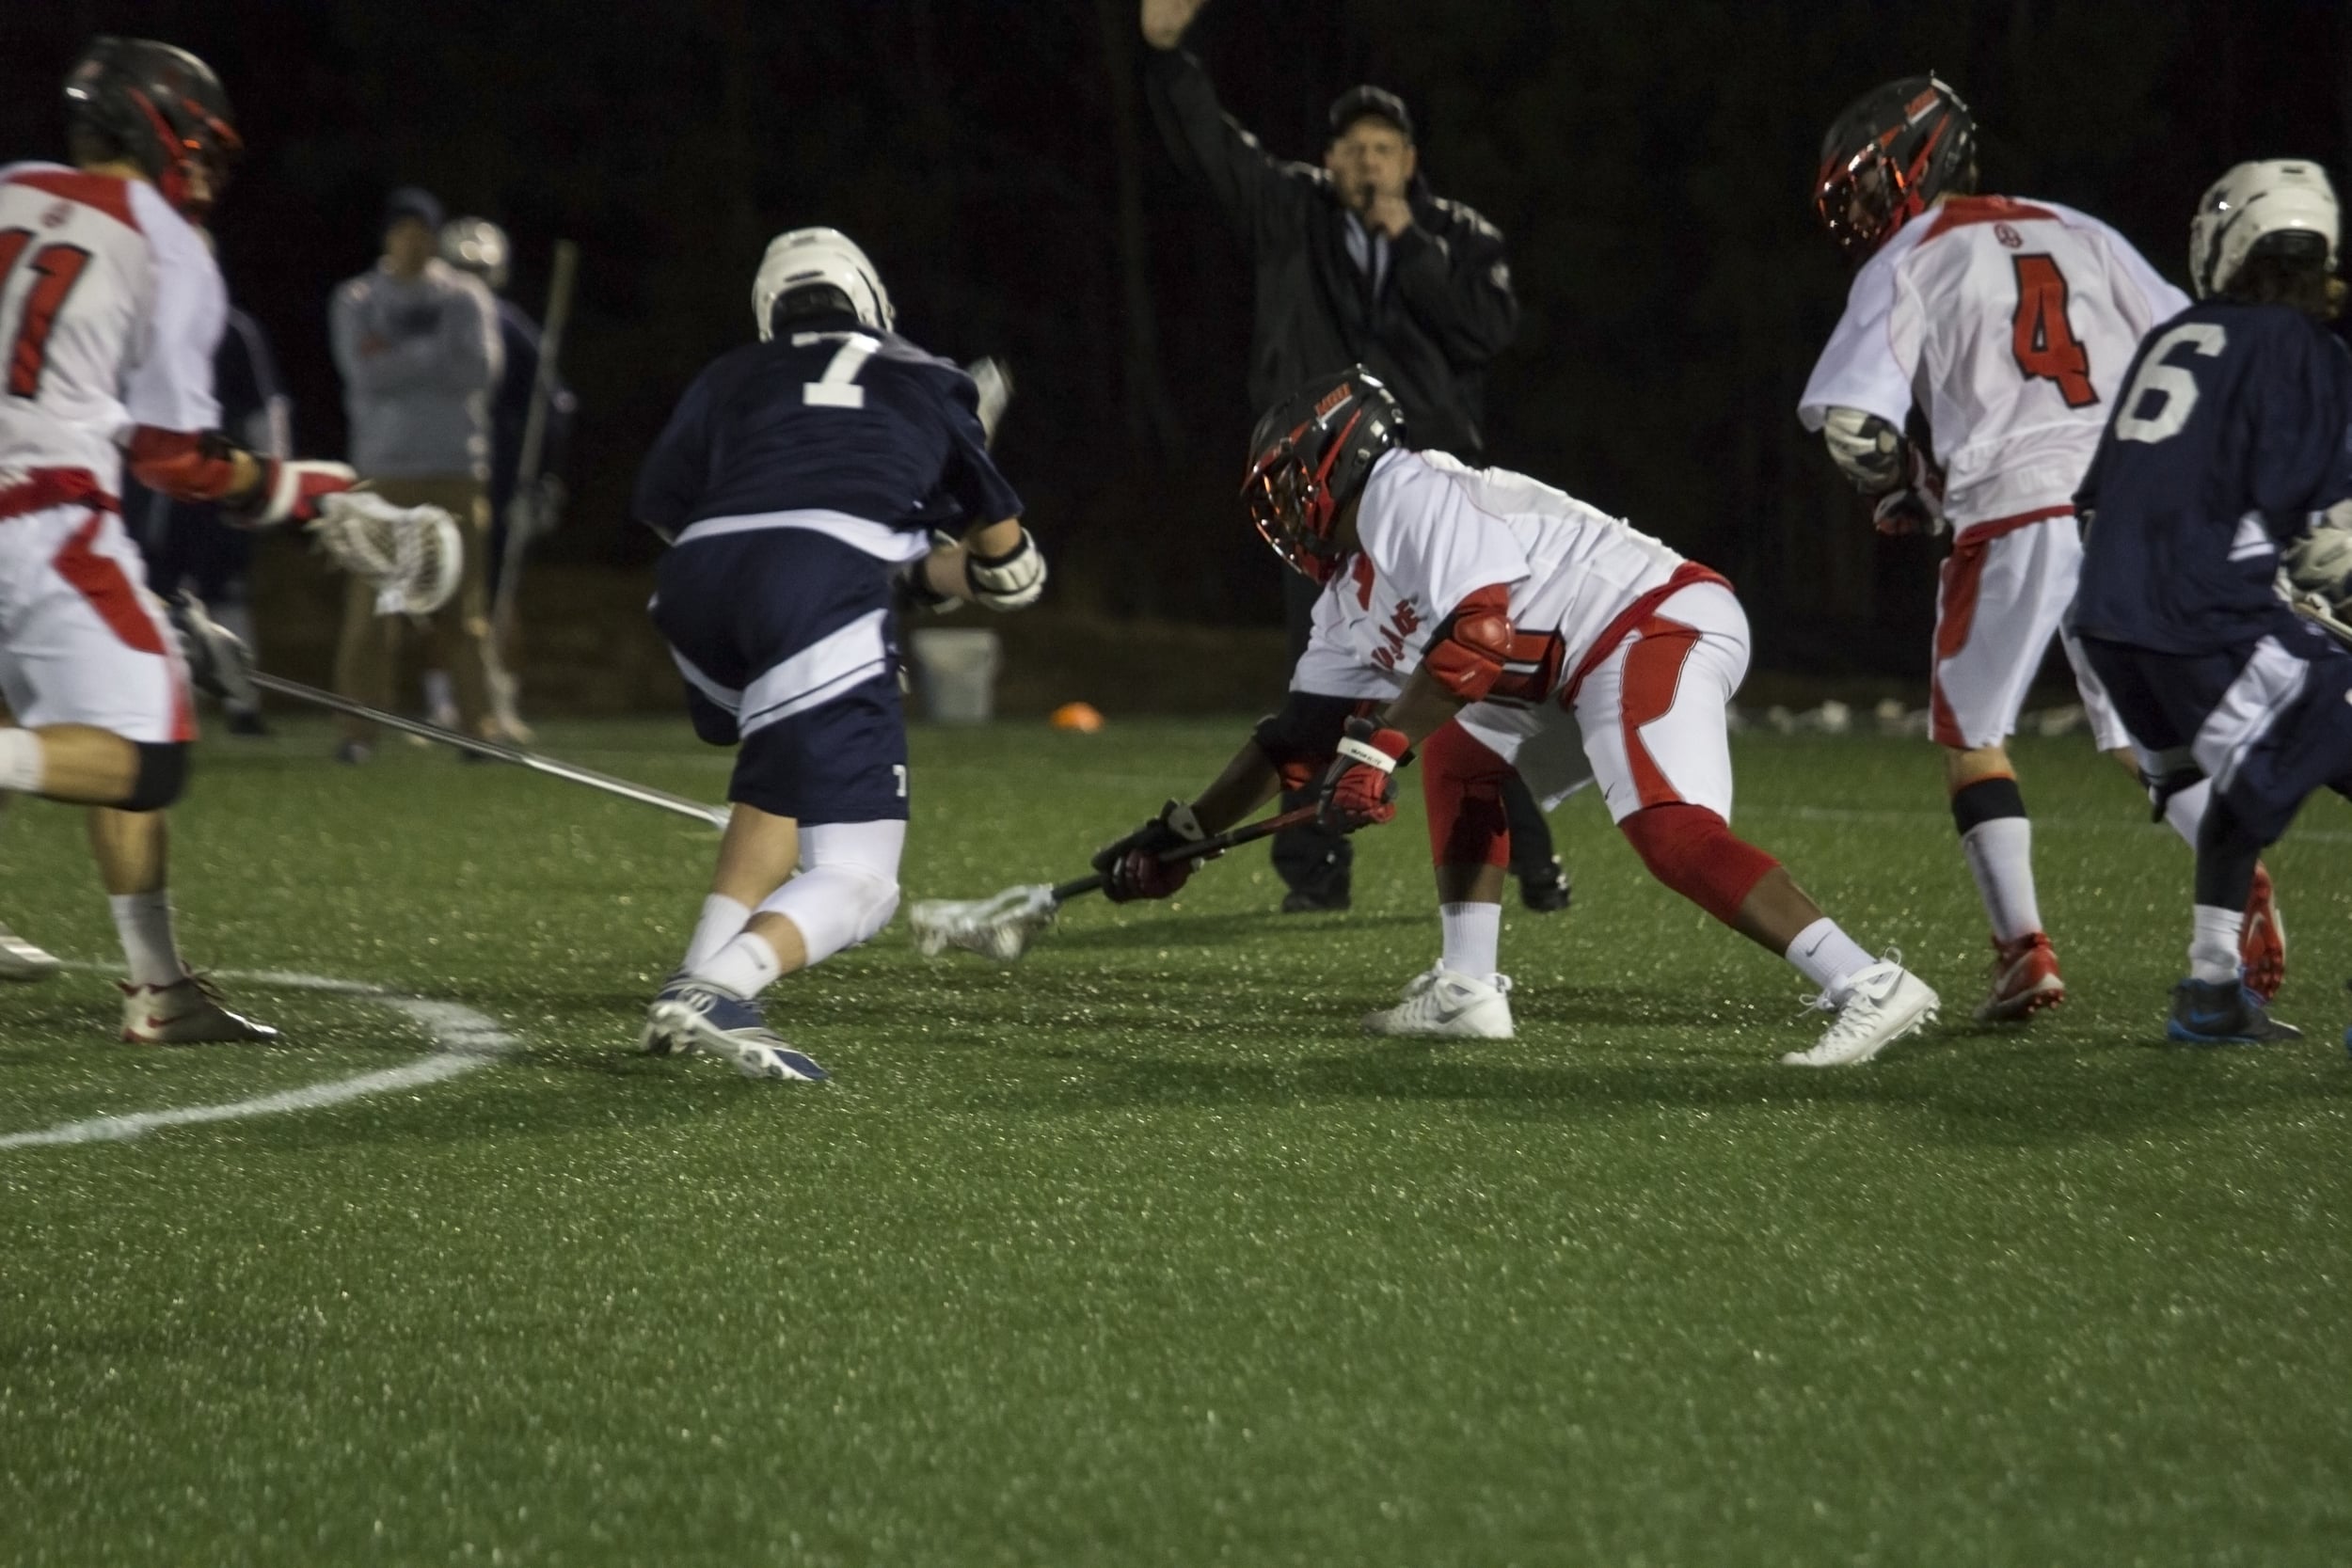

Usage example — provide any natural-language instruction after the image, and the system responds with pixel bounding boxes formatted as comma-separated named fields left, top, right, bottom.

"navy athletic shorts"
left=2079, top=613, right=2352, bottom=844
left=651, top=528, right=909, bottom=824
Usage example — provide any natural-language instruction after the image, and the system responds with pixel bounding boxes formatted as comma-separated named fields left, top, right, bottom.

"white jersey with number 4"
left=1798, top=195, right=2186, bottom=534
left=0, top=162, right=225, bottom=496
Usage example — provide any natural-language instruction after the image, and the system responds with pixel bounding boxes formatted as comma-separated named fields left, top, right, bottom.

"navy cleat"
left=643, top=978, right=828, bottom=1082
left=2166, top=977, right=2302, bottom=1046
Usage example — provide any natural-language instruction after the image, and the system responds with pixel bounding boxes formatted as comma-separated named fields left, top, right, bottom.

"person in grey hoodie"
left=328, top=186, right=503, bottom=758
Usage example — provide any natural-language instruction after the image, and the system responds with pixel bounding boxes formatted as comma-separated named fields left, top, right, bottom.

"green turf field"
left=3, top=716, right=2349, bottom=1565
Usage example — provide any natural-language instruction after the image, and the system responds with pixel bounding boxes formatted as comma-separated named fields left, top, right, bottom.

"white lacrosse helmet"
left=439, top=216, right=510, bottom=293
left=2189, top=159, right=2340, bottom=299
left=753, top=227, right=894, bottom=341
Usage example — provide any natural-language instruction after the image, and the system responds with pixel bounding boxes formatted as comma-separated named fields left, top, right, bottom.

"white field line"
left=0, top=965, right=515, bottom=1149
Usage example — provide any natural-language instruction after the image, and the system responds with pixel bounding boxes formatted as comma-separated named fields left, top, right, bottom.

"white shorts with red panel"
left=0, top=479, right=192, bottom=744
left=1931, top=510, right=2128, bottom=752
left=1454, top=577, right=1748, bottom=824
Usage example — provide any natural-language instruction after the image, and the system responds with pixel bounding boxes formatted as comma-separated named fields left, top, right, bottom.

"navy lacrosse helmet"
left=1241, top=368, right=1406, bottom=585
left=63, top=37, right=241, bottom=219
left=1814, top=74, right=1976, bottom=264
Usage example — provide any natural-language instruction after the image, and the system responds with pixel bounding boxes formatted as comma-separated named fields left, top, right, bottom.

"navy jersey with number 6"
left=2074, top=300, right=2352, bottom=654
left=632, top=315, right=1021, bottom=555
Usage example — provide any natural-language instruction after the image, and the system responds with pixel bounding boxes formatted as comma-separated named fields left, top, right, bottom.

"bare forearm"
left=1188, top=741, right=1283, bottom=833
left=1377, top=664, right=1470, bottom=749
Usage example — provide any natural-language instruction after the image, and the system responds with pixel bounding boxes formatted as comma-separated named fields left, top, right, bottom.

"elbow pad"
left=126, top=427, right=248, bottom=504
left=1422, top=584, right=1518, bottom=703
left=1820, top=406, right=1905, bottom=494
left=1249, top=691, right=1373, bottom=792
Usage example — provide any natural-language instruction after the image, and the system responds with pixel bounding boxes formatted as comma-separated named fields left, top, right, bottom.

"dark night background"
left=4, top=0, right=2350, bottom=687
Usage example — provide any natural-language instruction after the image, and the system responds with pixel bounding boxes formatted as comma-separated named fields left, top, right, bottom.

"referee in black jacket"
left=1141, top=0, right=1567, bottom=914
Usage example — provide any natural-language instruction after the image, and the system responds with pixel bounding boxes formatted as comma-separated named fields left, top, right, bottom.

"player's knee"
left=120, top=741, right=190, bottom=812
left=1420, top=722, right=1514, bottom=868
left=1619, top=804, right=1778, bottom=926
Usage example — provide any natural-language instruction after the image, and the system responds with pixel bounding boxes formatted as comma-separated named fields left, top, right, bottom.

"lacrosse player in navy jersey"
left=633, top=228, right=1044, bottom=1079
left=2073, top=160, right=2352, bottom=1046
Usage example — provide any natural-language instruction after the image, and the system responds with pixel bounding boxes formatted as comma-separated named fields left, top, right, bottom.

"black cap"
left=383, top=185, right=444, bottom=234
left=1328, top=85, right=1413, bottom=141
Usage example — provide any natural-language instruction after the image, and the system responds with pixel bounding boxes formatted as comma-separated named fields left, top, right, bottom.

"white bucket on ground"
left=911, top=627, right=1003, bottom=723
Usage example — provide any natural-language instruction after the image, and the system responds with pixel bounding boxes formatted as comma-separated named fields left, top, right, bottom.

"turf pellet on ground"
left=2, top=717, right=2349, bottom=1566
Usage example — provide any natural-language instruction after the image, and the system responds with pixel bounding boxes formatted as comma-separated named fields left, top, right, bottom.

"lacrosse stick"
left=910, top=804, right=1318, bottom=962
left=246, top=671, right=730, bottom=828
left=493, top=239, right=580, bottom=650
left=309, top=491, right=465, bottom=616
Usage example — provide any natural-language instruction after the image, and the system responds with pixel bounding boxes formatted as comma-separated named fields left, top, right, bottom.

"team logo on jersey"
left=40, top=201, right=70, bottom=230
left=1368, top=594, right=1422, bottom=672
left=1994, top=222, right=2023, bottom=249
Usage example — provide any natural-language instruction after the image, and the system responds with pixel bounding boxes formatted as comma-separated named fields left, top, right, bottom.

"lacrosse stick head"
left=909, top=884, right=1058, bottom=963
left=309, top=492, right=465, bottom=616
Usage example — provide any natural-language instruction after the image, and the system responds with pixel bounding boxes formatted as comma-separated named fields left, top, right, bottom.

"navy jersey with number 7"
left=2074, top=300, right=2352, bottom=655
left=632, top=313, right=1022, bottom=557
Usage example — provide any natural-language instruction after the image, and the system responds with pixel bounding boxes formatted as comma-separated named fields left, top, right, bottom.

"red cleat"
left=2240, top=863, right=2286, bottom=1002
left=1976, top=932, right=2066, bottom=1022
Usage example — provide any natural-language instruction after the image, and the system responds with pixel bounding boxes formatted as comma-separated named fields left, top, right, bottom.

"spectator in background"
left=328, top=185, right=503, bottom=761
left=439, top=215, right=576, bottom=741
left=122, top=293, right=290, bottom=736
left=1140, top=0, right=1568, bottom=914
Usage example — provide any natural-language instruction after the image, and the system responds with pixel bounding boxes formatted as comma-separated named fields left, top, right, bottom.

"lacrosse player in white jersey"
left=0, top=39, right=362, bottom=1041
left=1096, top=369, right=1939, bottom=1066
left=1798, top=73, right=2287, bottom=1023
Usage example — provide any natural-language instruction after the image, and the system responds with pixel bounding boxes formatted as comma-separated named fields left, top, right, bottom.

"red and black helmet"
left=1813, top=74, right=1976, bottom=264
left=1241, top=368, right=1406, bottom=585
left=63, top=37, right=242, bottom=219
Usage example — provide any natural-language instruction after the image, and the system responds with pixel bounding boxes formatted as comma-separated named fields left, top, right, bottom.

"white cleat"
left=120, top=973, right=279, bottom=1044
left=643, top=980, right=828, bottom=1082
left=1361, top=963, right=1515, bottom=1039
left=0, top=922, right=61, bottom=982
left=1781, top=959, right=1938, bottom=1068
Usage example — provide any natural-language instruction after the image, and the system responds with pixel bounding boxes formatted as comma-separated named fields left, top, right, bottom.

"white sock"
left=1960, top=817, right=2042, bottom=942
left=422, top=670, right=456, bottom=722
left=2162, top=777, right=2213, bottom=847
left=681, top=895, right=751, bottom=973
left=0, top=730, right=44, bottom=793
left=2189, top=904, right=2243, bottom=985
left=1439, top=900, right=1502, bottom=978
left=1784, top=916, right=1876, bottom=1003
left=691, top=930, right=782, bottom=998
left=108, top=891, right=184, bottom=987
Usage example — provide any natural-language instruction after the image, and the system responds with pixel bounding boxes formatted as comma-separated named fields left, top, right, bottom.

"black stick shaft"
left=1046, top=805, right=1318, bottom=904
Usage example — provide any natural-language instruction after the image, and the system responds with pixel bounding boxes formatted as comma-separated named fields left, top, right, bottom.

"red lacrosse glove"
left=240, top=459, right=358, bottom=526
left=1090, top=800, right=1214, bottom=903
left=1316, top=717, right=1411, bottom=832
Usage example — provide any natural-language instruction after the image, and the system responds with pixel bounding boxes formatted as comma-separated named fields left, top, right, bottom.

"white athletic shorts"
left=0, top=495, right=192, bottom=743
left=1456, top=578, right=1747, bottom=824
left=1931, top=510, right=2128, bottom=752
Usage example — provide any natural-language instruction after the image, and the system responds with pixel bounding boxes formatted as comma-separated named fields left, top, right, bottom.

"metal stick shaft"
left=248, top=672, right=729, bottom=828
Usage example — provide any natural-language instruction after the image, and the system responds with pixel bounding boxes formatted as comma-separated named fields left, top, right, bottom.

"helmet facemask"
left=127, top=84, right=240, bottom=219
left=1242, top=408, right=1363, bottom=586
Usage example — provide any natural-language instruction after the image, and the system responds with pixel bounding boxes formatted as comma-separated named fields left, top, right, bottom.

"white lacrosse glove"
left=310, top=491, right=466, bottom=616
left=2284, top=501, right=2352, bottom=611
left=965, top=526, right=1046, bottom=611
left=168, top=592, right=260, bottom=712
left=965, top=356, right=1013, bottom=447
